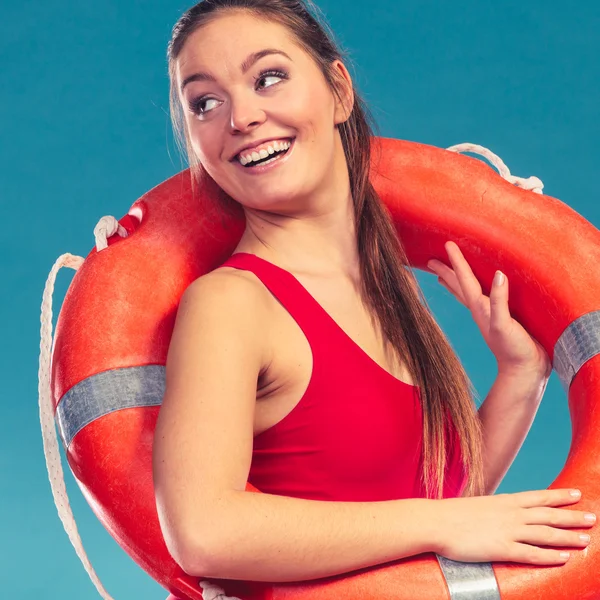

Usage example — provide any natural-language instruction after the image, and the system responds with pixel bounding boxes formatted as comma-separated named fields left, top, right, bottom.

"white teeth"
left=238, top=139, right=292, bottom=166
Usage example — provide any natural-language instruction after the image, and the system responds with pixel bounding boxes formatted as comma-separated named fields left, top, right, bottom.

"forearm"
left=478, top=368, right=549, bottom=495
left=185, top=490, right=439, bottom=582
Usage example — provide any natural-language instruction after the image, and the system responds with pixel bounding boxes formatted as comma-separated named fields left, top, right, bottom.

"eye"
left=188, top=96, right=219, bottom=117
left=187, top=68, right=289, bottom=119
left=254, top=68, right=288, bottom=91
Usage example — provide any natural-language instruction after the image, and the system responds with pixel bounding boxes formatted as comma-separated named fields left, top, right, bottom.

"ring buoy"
left=39, top=137, right=600, bottom=600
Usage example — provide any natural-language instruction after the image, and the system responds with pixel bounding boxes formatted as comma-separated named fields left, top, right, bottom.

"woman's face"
left=175, top=11, right=352, bottom=214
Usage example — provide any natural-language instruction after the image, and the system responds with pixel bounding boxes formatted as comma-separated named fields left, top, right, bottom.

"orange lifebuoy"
left=40, top=137, right=600, bottom=599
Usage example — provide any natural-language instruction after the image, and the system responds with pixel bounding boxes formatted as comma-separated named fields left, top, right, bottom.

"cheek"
left=295, top=86, right=336, bottom=138
left=188, top=123, right=220, bottom=165
left=278, top=83, right=325, bottom=128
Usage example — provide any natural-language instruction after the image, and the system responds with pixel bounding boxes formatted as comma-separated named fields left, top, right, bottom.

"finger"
left=515, top=525, right=590, bottom=549
left=515, top=489, right=583, bottom=509
left=427, top=259, right=466, bottom=304
left=524, top=507, right=597, bottom=528
left=511, top=543, right=571, bottom=566
left=443, top=241, right=484, bottom=307
left=489, top=270, right=511, bottom=333
left=437, top=275, right=467, bottom=305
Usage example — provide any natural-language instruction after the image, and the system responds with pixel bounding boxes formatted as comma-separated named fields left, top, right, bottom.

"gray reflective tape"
left=436, top=555, right=501, bottom=599
left=553, top=311, right=600, bottom=392
left=55, top=365, right=165, bottom=449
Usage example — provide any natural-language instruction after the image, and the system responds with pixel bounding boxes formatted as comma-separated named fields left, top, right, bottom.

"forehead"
left=177, top=12, right=296, bottom=72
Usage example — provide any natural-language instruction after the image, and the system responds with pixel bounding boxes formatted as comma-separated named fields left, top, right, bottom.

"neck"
left=234, top=136, right=360, bottom=279
left=236, top=190, right=360, bottom=279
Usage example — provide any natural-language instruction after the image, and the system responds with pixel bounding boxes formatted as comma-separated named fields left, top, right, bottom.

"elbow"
left=179, top=523, right=238, bottom=579
left=154, top=490, right=235, bottom=577
left=154, top=493, right=225, bottom=576
left=180, top=551, right=210, bottom=578
left=169, top=529, right=218, bottom=577
left=156, top=512, right=219, bottom=577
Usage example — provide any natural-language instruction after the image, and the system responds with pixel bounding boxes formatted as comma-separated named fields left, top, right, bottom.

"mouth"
left=233, top=137, right=295, bottom=172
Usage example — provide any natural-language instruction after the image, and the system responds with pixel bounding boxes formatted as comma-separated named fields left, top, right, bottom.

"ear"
left=331, top=59, right=354, bottom=126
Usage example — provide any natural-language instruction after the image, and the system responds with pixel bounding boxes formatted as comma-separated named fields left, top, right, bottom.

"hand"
left=434, top=488, right=595, bottom=565
left=427, top=241, right=551, bottom=378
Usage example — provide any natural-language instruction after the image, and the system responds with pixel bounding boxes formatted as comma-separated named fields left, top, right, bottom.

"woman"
left=152, top=0, right=595, bottom=586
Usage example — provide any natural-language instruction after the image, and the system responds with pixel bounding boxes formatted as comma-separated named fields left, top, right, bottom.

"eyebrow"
left=179, top=48, right=292, bottom=94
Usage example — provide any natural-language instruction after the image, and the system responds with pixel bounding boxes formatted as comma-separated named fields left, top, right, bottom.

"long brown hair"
left=166, top=0, right=485, bottom=499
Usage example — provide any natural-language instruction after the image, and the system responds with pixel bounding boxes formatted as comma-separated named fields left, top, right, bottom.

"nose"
left=228, top=93, right=267, bottom=133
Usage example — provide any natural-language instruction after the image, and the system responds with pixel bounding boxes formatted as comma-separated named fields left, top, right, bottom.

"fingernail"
left=570, top=489, right=582, bottom=497
left=493, top=271, right=505, bottom=286
left=585, top=513, right=596, bottom=523
left=560, top=552, right=570, bottom=560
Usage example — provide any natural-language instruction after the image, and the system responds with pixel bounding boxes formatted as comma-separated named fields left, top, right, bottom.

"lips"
left=231, top=137, right=295, bottom=162
left=233, top=137, right=295, bottom=175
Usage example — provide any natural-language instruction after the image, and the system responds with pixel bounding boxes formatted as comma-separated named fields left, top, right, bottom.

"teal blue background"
left=2, top=0, right=598, bottom=597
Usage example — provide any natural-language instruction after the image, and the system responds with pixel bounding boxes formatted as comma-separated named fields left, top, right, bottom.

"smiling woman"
left=38, top=0, right=600, bottom=596
left=163, top=0, right=485, bottom=501
left=169, top=12, right=358, bottom=217
left=139, top=0, right=596, bottom=597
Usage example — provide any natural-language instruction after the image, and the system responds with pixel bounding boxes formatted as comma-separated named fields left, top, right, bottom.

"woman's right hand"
left=434, top=488, right=596, bottom=565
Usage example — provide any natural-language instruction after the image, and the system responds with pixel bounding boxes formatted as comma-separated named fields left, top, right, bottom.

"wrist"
left=496, top=362, right=550, bottom=381
left=411, top=497, right=453, bottom=556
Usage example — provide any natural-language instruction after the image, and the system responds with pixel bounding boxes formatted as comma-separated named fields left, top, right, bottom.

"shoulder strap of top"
left=220, top=252, right=420, bottom=392
left=219, top=252, right=335, bottom=343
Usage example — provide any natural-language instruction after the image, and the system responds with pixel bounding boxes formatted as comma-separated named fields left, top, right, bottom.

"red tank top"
left=219, top=252, right=467, bottom=501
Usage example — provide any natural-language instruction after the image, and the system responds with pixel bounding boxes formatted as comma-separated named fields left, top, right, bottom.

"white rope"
left=446, top=143, right=545, bottom=194
left=94, top=215, right=128, bottom=251
left=199, top=581, right=242, bottom=600
left=40, top=217, right=239, bottom=599
left=38, top=252, right=115, bottom=599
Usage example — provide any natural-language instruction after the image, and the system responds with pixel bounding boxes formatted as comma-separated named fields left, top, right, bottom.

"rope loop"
left=446, top=143, right=545, bottom=194
left=199, top=581, right=243, bottom=600
left=94, top=215, right=128, bottom=252
left=39, top=253, right=116, bottom=599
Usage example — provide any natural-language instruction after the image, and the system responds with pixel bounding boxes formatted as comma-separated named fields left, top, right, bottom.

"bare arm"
left=152, top=269, right=440, bottom=582
left=477, top=367, right=548, bottom=495
left=190, top=489, right=437, bottom=582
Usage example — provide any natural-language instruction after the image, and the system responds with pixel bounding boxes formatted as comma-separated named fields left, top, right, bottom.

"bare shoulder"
left=185, top=264, right=269, bottom=305
left=172, top=265, right=274, bottom=373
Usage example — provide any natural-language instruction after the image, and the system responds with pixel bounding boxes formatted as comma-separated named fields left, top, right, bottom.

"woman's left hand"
left=427, top=241, right=552, bottom=379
